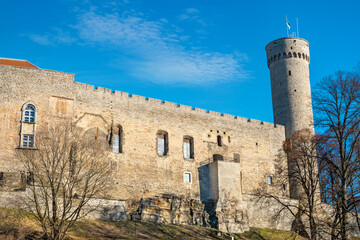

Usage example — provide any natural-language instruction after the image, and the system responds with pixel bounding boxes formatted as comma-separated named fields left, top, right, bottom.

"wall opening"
left=217, top=135, right=222, bottom=147
left=213, top=154, right=224, bottom=161
left=183, top=136, right=194, bottom=159
left=157, top=130, right=168, bottom=156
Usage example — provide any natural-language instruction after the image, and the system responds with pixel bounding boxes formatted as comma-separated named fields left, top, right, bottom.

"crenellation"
left=193, top=108, right=206, bottom=114
left=129, top=94, right=146, bottom=102
left=178, top=104, right=192, bottom=111
left=221, top=113, right=235, bottom=120
left=207, top=110, right=221, bottom=117
left=162, top=101, right=178, bottom=108
left=146, top=97, right=162, bottom=104
left=95, top=86, right=112, bottom=93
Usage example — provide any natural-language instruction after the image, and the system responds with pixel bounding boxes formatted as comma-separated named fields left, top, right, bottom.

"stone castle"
left=0, top=37, right=314, bottom=233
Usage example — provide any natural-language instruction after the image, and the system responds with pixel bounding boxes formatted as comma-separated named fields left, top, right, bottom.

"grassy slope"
left=0, top=208, right=322, bottom=240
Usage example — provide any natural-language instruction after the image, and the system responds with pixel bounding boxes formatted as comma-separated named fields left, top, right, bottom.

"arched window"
left=302, top=53, right=305, bottom=59
left=298, top=53, right=301, bottom=58
left=20, top=102, right=37, bottom=148
left=217, top=135, right=222, bottom=147
left=278, top=53, right=281, bottom=59
left=288, top=52, right=292, bottom=57
left=183, top=136, right=194, bottom=159
left=157, top=130, right=168, bottom=156
left=283, top=52, right=286, bottom=57
left=293, top=52, right=297, bottom=58
left=274, top=55, right=277, bottom=61
left=24, top=104, right=36, bottom=123
left=112, top=125, right=123, bottom=153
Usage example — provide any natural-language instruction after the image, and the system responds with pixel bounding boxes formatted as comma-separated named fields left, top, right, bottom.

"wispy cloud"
left=74, top=10, right=248, bottom=85
left=29, top=28, right=75, bottom=46
left=178, top=8, right=206, bottom=27
left=28, top=6, right=248, bottom=85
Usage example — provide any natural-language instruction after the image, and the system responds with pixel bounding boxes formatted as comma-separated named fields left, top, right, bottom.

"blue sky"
left=1, top=0, right=359, bottom=123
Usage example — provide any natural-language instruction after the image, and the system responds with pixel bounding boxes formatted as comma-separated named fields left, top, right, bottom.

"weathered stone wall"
left=243, top=194, right=298, bottom=231
left=0, top=64, right=287, bottom=202
left=0, top=63, right=289, bottom=232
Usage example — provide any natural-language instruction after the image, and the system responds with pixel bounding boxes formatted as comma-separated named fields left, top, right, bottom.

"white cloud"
left=74, top=11, right=248, bottom=85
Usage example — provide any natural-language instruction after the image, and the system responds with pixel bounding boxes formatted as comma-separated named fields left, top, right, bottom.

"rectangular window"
left=184, top=172, right=191, bottom=183
left=112, top=134, right=119, bottom=153
left=267, top=176, right=273, bottom=185
left=183, top=140, right=190, bottom=159
left=23, top=135, right=34, bottom=148
left=157, top=135, right=165, bottom=155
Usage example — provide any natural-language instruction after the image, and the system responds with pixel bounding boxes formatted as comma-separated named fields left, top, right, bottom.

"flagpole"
left=296, top=18, right=299, bottom=37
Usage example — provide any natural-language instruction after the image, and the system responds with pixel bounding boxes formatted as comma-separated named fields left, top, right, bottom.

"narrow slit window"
left=267, top=176, right=273, bottom=185
left=112, top=126, right=122, bottom=153
left=289, top=71, right=291, bottom=76
left=112, top=134, right=120, bottom=153
left=217, top=135, right=222, bottom=147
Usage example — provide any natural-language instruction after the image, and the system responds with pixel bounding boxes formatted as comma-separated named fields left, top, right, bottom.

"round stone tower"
left=265, top=37, right=314, bottom=139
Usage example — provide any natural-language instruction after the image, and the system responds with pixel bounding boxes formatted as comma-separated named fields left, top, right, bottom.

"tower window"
left=289, top=71, right=291, bottom=76
left=267, top=176, right=273, bottom=185
left=217, top=135, right=222, bottom=147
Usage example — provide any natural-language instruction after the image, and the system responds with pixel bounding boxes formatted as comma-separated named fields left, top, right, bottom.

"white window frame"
left=22, top=134, right=34, bottom=148
left=184, top=172, right=192, bottom=183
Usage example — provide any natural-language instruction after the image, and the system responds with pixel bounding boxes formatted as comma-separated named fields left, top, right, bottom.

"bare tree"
left=16, top=124, right=111, bottom=240
left=257, top=129, right=323, bottom=239
left=314, top=71, right=360, bottom=239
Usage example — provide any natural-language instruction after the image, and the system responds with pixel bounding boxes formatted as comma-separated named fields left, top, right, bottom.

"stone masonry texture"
left=0, top=37, right=315, bottom=233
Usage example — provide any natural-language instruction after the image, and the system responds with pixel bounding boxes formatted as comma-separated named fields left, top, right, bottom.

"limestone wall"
left=243, top=194, right=298, bottom=231
left=0, top=65, right=288, bottom=226
left=265, top=37, right=314, bottom=139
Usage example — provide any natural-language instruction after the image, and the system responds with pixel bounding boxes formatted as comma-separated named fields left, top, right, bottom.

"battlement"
left=265, top=37, right=310, bottom=67
left=0, top=61, right=283, bottom=132
left=73, top=81, right=282, bottom=131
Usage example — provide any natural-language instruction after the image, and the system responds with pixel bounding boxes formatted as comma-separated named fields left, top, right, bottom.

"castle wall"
left=0, top=64, right=289, bottom=229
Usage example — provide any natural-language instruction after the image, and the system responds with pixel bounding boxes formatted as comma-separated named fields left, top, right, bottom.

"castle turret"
left=265, top=37, right=314, bottom=139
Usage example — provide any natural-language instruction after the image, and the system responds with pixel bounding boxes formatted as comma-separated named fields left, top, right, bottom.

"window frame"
left=184, top=172, right=192, bottom=183
left=22, top=134, right=35, bottom=148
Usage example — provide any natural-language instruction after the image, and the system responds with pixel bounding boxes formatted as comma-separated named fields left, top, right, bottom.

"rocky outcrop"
left=128, top=194, right=210, bottom=227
